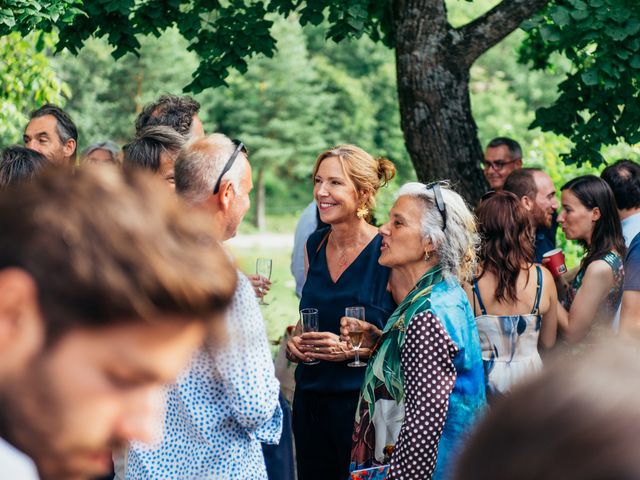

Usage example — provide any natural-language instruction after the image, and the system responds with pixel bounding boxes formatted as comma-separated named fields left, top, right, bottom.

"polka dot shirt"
left=125, top=272, right=282, bottom=479
left=388, top=311, right=458, bottom=480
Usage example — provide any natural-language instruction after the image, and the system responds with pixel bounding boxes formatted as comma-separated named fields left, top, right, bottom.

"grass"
left=227, top=244, right=300, bottom=345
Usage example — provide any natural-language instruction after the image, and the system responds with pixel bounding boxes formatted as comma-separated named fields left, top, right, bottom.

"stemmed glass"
left=300, top=308, right=320, bottom=365
left=255, top=258, right=272, bottom=305
left=345, top=306, right=366, bottom=367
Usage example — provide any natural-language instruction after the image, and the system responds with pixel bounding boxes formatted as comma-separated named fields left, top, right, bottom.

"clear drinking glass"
left=300, top=308, right=320, bottom=365
left=255, top=258, right=272, bottom=305
left=345, top=306, right=366, bottom=367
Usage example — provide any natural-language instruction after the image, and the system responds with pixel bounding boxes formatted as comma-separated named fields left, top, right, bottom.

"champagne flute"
left=300, top=308, right=320, bottom=365
left=346, top=306, right=366, bottom=367
left=255, top=258, right=272, bottom=305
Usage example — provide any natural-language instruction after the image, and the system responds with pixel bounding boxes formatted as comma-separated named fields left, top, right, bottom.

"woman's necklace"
left=329, top=232, right=363, bottom=268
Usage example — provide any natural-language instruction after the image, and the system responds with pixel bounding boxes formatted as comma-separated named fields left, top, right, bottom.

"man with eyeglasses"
left=124, top=134, right=285, bottom=480
left=482, top=137, right=523, bottom=190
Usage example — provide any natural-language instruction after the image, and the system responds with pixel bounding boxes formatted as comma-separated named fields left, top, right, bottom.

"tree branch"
left=456, top=0, right=550, bottom=66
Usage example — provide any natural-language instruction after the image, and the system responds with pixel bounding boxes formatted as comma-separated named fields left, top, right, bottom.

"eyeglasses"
left=482, top=159, right=517, bottom=172
left=425, top=182, right=447, bottom=232
left=212, top=139, right=247, bottom=195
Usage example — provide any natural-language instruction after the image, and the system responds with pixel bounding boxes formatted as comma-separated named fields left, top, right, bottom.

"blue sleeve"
left=625, top=236, right=640, bottom=291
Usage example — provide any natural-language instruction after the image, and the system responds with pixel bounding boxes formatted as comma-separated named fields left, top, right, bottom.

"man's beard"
left=533, top=205, right=553, bottom=229
left=0, top=357, right=66, bottom=478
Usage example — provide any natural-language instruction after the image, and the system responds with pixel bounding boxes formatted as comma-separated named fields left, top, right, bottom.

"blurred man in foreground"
left=0, top=166, right=236, bottom=479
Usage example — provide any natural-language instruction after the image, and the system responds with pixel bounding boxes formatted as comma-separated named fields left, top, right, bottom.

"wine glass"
left=345, top=306, right=366, bottom=367
left=300, top=308, right=320, bottom=365
left=255, top=258, right=272, bottom=305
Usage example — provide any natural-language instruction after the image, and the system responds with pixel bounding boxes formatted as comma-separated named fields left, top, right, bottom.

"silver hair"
left=397, top=181, right=478, bottom=281
left=80, top=140, right=121, bottom=163
left=175, top=133, right=247, bottom=205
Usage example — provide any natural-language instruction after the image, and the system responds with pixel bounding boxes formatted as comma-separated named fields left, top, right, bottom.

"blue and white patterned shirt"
left=125, top=272, right=282, bottom=479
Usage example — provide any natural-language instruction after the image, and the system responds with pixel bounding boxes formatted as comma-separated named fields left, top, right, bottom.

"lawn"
left=227, top=243, right=300, bottom=346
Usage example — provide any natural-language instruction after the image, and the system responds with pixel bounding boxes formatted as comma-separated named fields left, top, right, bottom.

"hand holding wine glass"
left=345, top=306, right=366, bottom=367
left=255, top=258, right=272, bottom=305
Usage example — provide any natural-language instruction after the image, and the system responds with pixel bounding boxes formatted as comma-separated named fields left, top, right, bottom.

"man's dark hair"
left=0, top=166, right=236, bottom=342
left=503, top=168, right=540, bottom=199
left=135, top=94, right=200, bottom=137
left=601, top=159, right=640, bottom=211
left=29, top=104, right=78, bottom=156
left=486, top=137, right=522, bottom=160
left=123, top=126, right=186, bottom=173
left=0, top=146, right=48, bottom=189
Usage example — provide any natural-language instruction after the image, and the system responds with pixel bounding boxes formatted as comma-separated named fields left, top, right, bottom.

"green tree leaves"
left=520, top=0, right=640, bottom=165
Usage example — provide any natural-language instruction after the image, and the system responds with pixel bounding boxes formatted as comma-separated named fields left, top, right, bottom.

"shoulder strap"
left=471, top=277, right=488, bottom=316
left=531, top=265, right=543, bottom=315
left=305, top=227, right=330, bottom=264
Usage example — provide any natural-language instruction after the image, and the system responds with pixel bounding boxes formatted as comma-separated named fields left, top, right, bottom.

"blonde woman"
left=286, top=144, right=396, bottom=480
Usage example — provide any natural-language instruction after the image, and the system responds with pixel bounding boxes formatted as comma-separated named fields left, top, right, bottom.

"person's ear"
left=515, top=158, right=523, bottom=168
left=0, top=269, right=44, bottom=374
left=591, top=206, right=601, bottom=222
left=521, top=196, right=534, bottom=211
left=218, top=180, right=236, bottom=213
left=421, top=236, right=436, bottom=256
left=63, top=138, right=77, bottom=158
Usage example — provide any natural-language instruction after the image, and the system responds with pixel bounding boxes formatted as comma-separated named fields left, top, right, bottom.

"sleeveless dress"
left=294, top=227, right=396, bottom=480
left=472, top=265, right=544, bottom=403
left=561, top=251, right=624, bottom=343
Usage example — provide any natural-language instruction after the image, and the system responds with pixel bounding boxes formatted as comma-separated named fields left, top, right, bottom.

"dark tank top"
left=296, top=227, right=396, bottom=392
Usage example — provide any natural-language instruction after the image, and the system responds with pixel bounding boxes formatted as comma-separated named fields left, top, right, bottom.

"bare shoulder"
left=539, top=266, right=557, bottom=294
left=584, top=259, right=615, bottom=281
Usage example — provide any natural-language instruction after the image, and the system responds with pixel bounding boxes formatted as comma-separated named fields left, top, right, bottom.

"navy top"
left=297, top=227, right=396, bottom=392
left=534, top=212, right=558, bottom=263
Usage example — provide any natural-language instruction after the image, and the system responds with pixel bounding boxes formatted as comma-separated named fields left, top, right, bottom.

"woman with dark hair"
left=467, top=191, right=557, bottom=401
left=557, top=175, right=625, bottom=344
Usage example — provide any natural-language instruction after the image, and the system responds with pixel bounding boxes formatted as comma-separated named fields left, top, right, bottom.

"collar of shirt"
left=0, top=437, right=40, bottom=480
left=622, top=212, right=640, bottom=247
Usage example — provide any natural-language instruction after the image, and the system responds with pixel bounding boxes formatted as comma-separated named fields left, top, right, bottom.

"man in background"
left=23, top=104, right=78, bottom=168
left=504, top=168, right=559, bottom=262
left=135, top=94, right=204, bottom=139
left=601, top=159, right=640, bottom=334
left=483, top=137, right=523, bottom=191
left=0, top=166, right=236, bottom=479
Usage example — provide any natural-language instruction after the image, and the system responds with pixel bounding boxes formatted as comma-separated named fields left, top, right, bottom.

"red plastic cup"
left=542, top=248, right=567, bottom=278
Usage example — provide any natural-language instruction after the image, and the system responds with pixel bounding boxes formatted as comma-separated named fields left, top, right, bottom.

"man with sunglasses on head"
left=482, top=137, right=523, bottom=190
left=124, top=134, right=285, bottom=480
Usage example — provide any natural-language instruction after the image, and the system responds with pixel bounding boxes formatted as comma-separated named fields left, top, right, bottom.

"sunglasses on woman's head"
left=425, top=181, right=447, bottom=232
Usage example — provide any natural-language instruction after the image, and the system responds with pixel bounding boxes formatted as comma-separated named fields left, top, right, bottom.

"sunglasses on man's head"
left=212, top=139, right=247, bottom=195
left=425, top=181, right=447, bottom=232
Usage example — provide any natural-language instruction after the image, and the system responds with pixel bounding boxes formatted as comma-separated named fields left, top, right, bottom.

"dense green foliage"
left=0, top=32, right=69, bottom=145
left=520, top=0, right=640, bottom=165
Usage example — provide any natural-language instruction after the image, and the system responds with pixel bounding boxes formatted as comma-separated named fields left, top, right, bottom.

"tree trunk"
left=254, top=166, right=266, bottom=230
left=392, top=0, right=551, bottom=206
left=394, top=4, right=487, bottom=206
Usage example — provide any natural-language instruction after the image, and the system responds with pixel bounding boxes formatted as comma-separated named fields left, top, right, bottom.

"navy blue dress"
left=293, top=227, right=396, bottom=480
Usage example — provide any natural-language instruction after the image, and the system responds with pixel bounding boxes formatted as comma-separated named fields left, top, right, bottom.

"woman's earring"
left=356, top=204, right=369, bottom=219
left=424, top=251, right=431, bottom=262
